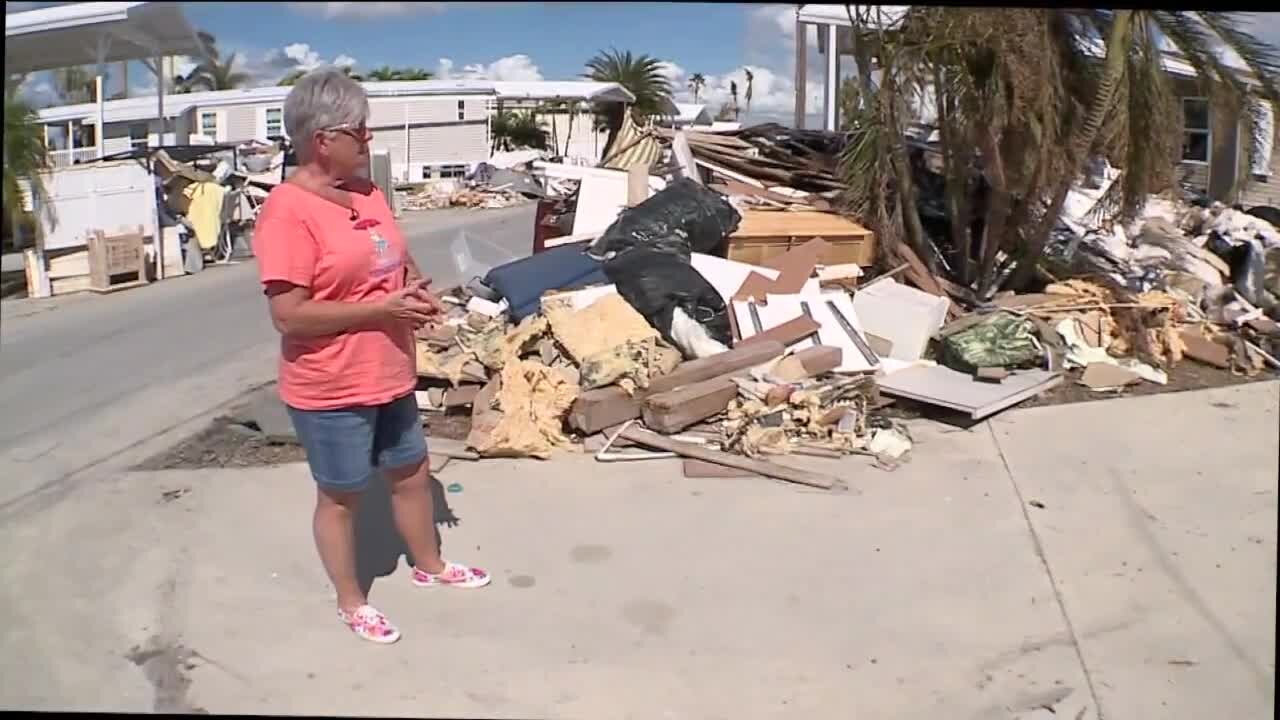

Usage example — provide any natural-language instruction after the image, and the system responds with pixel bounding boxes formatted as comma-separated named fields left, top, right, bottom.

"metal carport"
left=5, top=1, right=211, bottom=280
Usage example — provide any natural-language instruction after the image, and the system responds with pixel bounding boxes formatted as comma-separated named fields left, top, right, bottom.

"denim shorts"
left=286, top=393, right=429, bottom=493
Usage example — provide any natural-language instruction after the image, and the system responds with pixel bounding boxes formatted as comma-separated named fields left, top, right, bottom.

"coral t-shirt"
left=252, top=182, right=416, bottom=411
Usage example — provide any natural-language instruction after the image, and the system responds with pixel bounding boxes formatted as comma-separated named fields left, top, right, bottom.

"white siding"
left=223, top=105, right=258, bottom=142
left=369, top=127, right=410, bottom=180
left=405, top=98, right=484, bottom=124
left=368, top=98, right=405, bottom=128
left=1238, top=151, right=1280, bottom=209
left=408, top=122, right=487, bottom=166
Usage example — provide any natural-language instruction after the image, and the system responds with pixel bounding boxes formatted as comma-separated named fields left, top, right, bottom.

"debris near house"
left=407, top=174, right=923, bottom=488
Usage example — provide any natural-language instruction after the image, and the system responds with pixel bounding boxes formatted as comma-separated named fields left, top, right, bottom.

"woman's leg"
left=314, top=486, right=367, bottom=611
left=384, top=458, right=446, bottom=575
left=287, top=404, right=378, bottom=611
left=376, top=393, right=489, bottom=588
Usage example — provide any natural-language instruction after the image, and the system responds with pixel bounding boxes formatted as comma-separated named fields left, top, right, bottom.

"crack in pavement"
left=988, top=422, right=1105, bottom=720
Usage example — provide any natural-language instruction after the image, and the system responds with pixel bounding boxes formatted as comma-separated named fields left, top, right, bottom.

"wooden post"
left=96, top=74, right=105, bottom=159
left=794, top=17, right=807, bottom=129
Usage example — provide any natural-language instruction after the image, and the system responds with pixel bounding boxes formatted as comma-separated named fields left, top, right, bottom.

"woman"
left=252, top=67, right=489, bottom=645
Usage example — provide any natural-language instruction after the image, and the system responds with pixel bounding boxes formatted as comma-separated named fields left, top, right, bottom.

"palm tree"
left=279, top=64, right=369, bottom=86
left=54, top=66, right=95, bottom=105
left=688, top=73, right=707, bottom=103
left=366, top=66, right=432, bottom=81
left=489, top=110, right=548, bottom=153
left=838, top=7, right=1280, bottom=295
left=178, top=32, right=250, bottom=92
left=743, top=68, right=754, bottom=115
left=4, top=79, right=55, bottom=246
left=187, top=54, right=250, bottom=91
left=729, top=80, right=739, bottom=120
left=584, top=48, right=674, bottom=157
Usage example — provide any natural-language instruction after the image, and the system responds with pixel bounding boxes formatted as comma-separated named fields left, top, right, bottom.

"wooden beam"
left=618, top=425, right=848, bottom=492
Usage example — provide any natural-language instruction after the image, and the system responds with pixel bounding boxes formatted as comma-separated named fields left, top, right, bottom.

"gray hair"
left=283, top=67, right=369, bottom=162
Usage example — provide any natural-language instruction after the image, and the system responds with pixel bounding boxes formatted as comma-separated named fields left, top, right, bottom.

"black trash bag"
left=1246, top=205, right=1280, bottom=231
left=602, top=248, right=733, bottom=348
left=1205, top=230, right=1237, bottom=261
left=588, top=178, right=741, bottom=261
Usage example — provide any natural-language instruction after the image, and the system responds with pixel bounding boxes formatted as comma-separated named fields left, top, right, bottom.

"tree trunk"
left=975, top=126, right=1012, bottom=294
left=884, top=75, right=928, bottom=269
left=600, top=104, right=625, bottom=161
left=934, top=65, right=975, bottom=285
left=1011, top=9, right=1134, bottom=289
left=563, top=103, right=576, bottom=158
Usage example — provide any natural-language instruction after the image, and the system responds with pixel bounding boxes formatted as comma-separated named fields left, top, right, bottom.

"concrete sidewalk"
left=0, top=382, right=1274, bottom=718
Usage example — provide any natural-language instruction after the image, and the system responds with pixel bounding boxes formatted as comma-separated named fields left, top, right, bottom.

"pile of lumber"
left=658, top=124, right=845, bottom=195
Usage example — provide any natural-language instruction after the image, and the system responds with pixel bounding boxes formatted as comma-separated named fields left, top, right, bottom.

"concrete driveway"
left=0, top=381, right=1273, bottom=719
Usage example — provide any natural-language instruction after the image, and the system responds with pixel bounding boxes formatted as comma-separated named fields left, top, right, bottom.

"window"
left=199, top=111, right=219, bottom=139
left=457, top=100, right=466, bottom=121
left=422, top=164, right=468, bottom=180
left=265, top=107, right=284, bottom=139
left=1181, top=98, right=1210, bottom=163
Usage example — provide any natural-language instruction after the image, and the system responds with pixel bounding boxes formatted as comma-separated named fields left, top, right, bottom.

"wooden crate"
left=727, top=209, right=877, bottom=268
left=88, top=227, right=149, bottom=293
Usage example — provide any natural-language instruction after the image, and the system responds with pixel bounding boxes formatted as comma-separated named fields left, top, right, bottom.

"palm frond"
left=1150, top=11, right=1249, bottom=104
left=1196, top=12, right=1280, bottom=106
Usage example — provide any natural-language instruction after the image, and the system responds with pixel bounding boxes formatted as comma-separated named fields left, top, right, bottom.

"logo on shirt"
left=355, top=217, right=401, bottom=278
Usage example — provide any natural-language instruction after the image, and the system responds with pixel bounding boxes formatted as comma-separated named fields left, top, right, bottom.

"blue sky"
left=8, top=3, right=1280, bottom=128
left=8, top=1, right=824, bottom=124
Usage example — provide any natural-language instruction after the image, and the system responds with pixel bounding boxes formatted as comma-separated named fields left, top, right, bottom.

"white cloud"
left=283, top=42, right=324, bottom=72
left=656, top=61, right=687, bottom=87
left=333, top=54, right=358, bottom=69
left=284, top=2, right=446, bottom=20
left=436, top=54, right=543, bottom=81
left=15, top=72, right=58, bottom=108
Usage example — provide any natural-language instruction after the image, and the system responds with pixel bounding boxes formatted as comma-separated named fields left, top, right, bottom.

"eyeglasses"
left=320, top=122, right=372, bottom=142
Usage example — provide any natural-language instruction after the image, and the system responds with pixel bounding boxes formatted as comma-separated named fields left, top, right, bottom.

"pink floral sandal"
left=337, top=604, right=401, bottom=644
left=410, top=561, right=491, bottom=589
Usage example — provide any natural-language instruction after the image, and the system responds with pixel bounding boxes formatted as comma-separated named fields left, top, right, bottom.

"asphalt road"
left=0, top=204, right=537, bottom=512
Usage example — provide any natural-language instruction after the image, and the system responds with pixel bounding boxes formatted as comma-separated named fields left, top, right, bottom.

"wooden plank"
left=626, top=163, right=651, bottom=207
left=735, top=316, right=822, bottom=351
left=694, top=158, right=766, bottom=189
left=50, top=275, right=93, bottom=295
left=683, top=458, right=760, bottom=478
left=618, top=425, right=846, bottom=491
left=767, top=345, right=843, bottom=382
left=568, top=341, right=786, bottom=434
left=671, top=131, right=701, bottom=185
left=642, top=376, right=739, bottom=434
left=1179, top=330, right=1230, bottom=369
left=47, top=249, right=90, bottom=279
left=731, top=210, right=873, bottom=241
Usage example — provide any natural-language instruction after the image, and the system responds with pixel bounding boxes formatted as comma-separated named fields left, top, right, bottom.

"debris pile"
left=414, top=177, right=905, bottom=491
left=400, top=163, right=543, bottom=211
left=412, top=122, right=1277, bottom=492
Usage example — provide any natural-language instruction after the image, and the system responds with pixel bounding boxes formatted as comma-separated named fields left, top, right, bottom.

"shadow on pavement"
left=355, top=473, right=458, bottom=595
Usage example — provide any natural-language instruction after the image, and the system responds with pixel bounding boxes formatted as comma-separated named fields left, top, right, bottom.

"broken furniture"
left=727, top=210, right=876, bottom=269
left=88, top=227, right=149, bottom=293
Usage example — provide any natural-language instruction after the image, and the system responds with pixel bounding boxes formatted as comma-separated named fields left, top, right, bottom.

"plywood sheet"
left=877, top=366, right=1062, bottom=420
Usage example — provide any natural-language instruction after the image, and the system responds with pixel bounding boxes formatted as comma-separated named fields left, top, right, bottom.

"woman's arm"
left=265, top=282, right=388, bottom=337
left=265, top=281, right=438, bottom=338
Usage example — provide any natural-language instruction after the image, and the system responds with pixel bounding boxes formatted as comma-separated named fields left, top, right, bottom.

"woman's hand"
left=383, top=279, right=443, bottom=328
